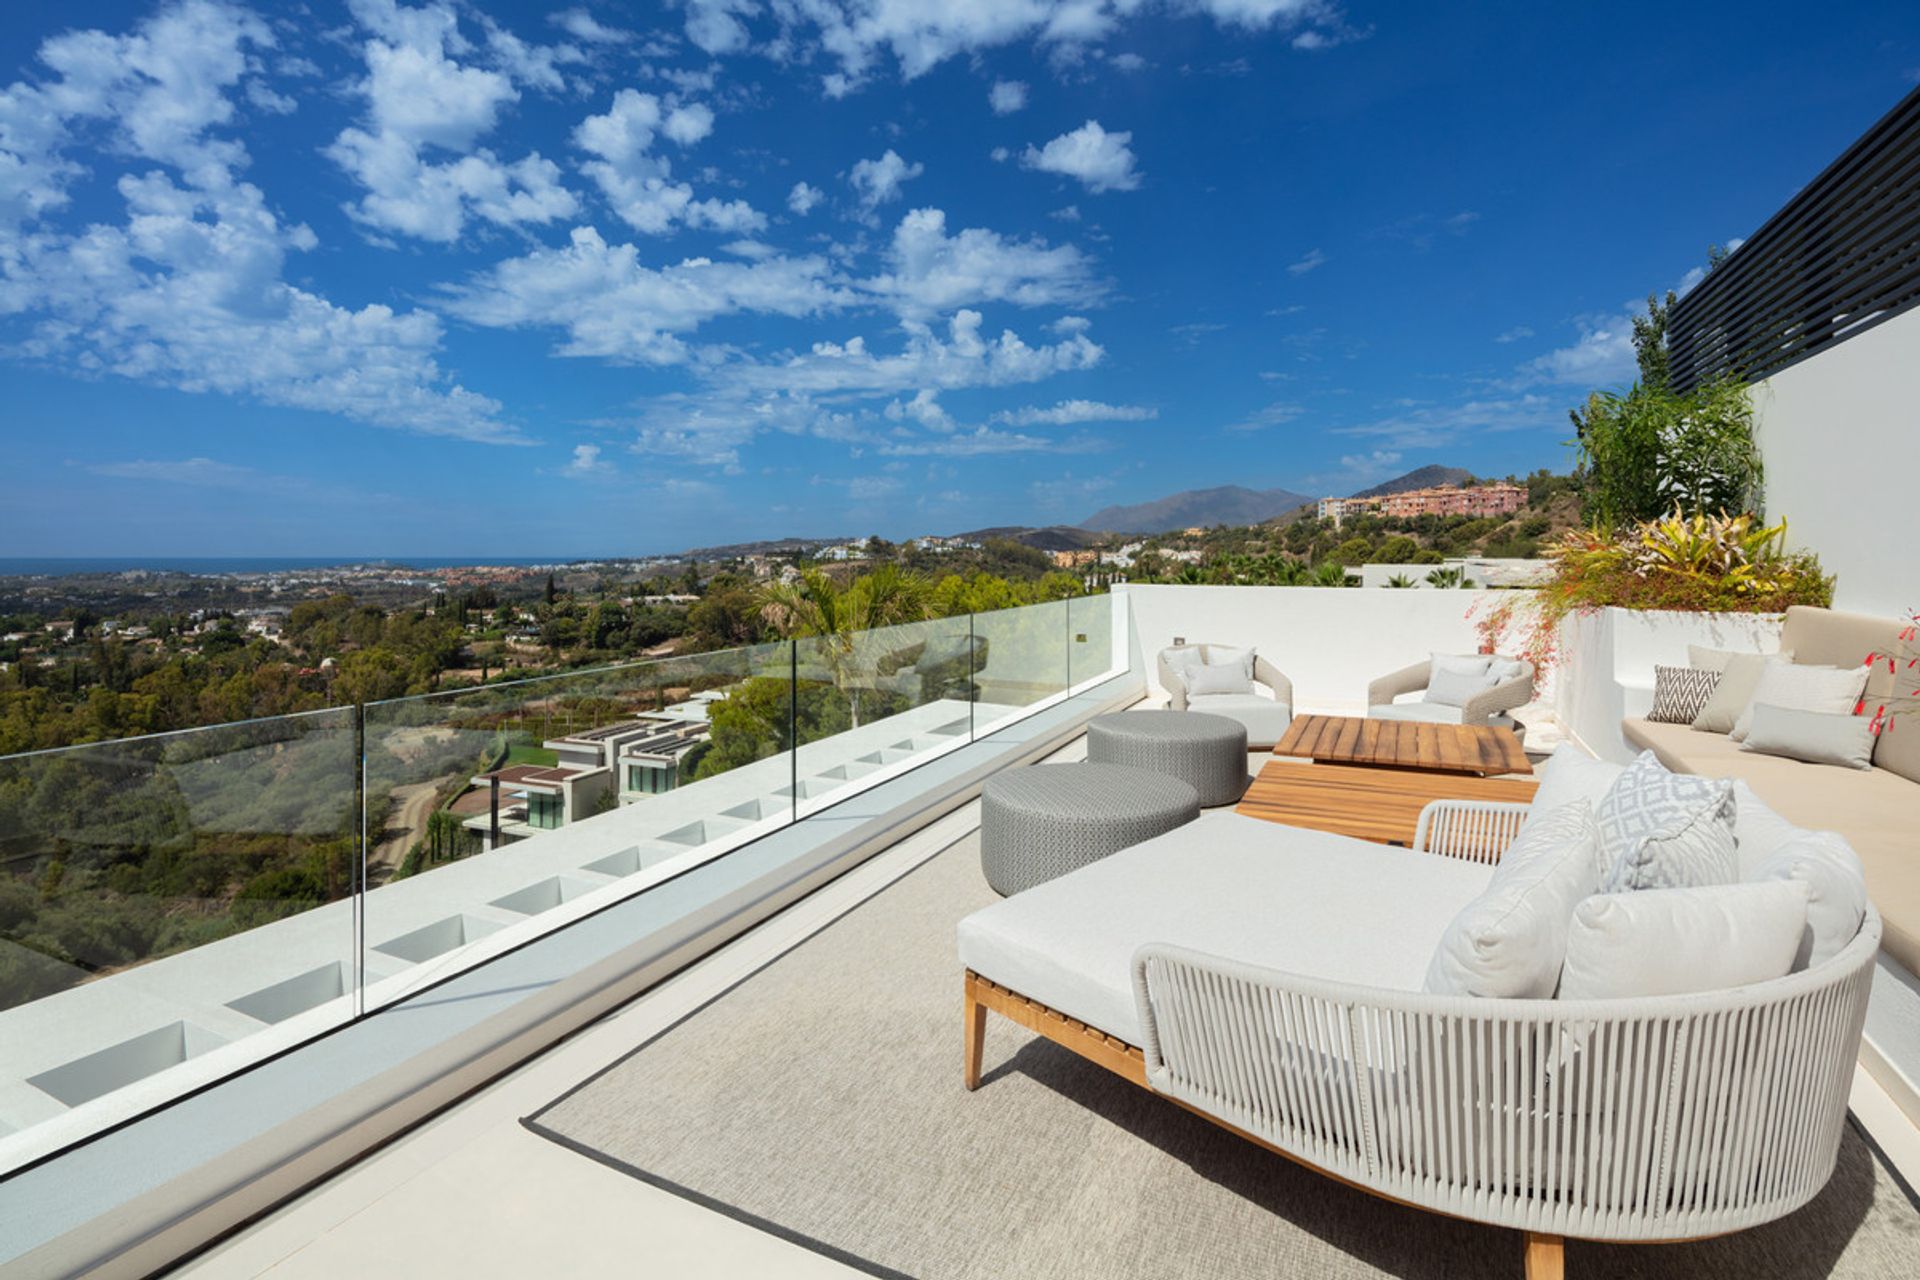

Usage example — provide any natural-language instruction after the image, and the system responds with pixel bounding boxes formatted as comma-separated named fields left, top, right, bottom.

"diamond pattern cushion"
left=1596, top=751, right=1737, bottom=891
left=1648, top=665, right=1721, bottom=724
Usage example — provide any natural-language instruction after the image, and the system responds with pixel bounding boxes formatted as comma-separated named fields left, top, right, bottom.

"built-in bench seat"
left=1622, top=604, right=1920, bottom=975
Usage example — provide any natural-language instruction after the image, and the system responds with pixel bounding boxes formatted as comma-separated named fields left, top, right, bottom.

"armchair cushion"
left=1187, top=693, right=1293, bottom=747
left=1368, top=701, right=1467, bottom=725
left=1427, top=664, right=1501, bottom=708
left=1186, top=662, right=1253, bottom=697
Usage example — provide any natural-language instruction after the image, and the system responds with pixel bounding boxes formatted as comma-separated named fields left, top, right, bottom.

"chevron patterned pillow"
left=1648, top=665, right=1722, bottom=724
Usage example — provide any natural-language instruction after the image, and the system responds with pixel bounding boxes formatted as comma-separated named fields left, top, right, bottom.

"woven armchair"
left=1157, top=644, right=1293, bottom=712
left=1368, top=655, right=1534, bottom=727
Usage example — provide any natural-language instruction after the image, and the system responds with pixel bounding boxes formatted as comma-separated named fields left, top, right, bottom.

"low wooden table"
left=1274, top=713, right=1531, bottom=777
left=1236, top=760, right=1538, bottom=847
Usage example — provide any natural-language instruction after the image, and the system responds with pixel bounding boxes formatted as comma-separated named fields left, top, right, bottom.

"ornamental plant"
left=1471, top=506, right=1833, bottom=675
left=1861, top=613, right=1920, bottom=738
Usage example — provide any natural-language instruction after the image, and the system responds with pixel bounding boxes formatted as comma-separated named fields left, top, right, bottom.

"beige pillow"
left=1741, top=705, right=1876, bottom=770
left=1729, top=662, right=1869, bottom=741
left=1691, top=652, right=1787, bottom=734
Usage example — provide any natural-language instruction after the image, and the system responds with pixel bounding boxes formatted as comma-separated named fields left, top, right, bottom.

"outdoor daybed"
left=958, top=793, right=1878, bottom=1278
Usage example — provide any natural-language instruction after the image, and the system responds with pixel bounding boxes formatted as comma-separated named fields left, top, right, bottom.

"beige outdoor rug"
left=526, top=834, right=1920, bottom=1279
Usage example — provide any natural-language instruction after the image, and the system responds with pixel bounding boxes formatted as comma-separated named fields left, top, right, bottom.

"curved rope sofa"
left=963, top=803, right=1880, bottom=1278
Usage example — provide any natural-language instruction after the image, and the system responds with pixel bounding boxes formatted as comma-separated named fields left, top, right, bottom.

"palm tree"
left=1425, top=567, right=1467, bottom=589
left=1385, top=572, right=1416, bottom=588
left=1311, top=561, right=1355, bottom=587
left=757, top=565, right=933, bottom=725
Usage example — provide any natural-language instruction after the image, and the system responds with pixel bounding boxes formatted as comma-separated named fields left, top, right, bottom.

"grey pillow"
left=1691, top=652, right=1786, bottom=734
left=1187, top=661, right=1254, bottom=697
left=1427, top=665, right=1499, bottom=707
left=1740, top=704, right=1876, bottom=771
left=1595, top=751, right=1737, bottom=891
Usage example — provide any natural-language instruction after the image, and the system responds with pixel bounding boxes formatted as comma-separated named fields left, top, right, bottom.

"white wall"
left=1753, top=304, right=1920, bottom=618
left=1118, top=584, right=1506, bottom=713
left=1552, top=607, right=1782, bottom=762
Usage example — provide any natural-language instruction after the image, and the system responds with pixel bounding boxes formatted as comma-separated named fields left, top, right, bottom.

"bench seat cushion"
left=957, top=812, right=1493, bottom=1044
left=1185, top=693, right=1293, bottom=748
left=1623, top=717, right=1920, bottom=975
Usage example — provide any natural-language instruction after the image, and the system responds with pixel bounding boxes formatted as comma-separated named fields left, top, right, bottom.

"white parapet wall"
left=1117, top=584, right=1511, bottom=713
left=1751, top=303, right=1920, bottom=619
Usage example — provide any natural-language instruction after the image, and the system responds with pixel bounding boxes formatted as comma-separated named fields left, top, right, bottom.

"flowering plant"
left=1861, top=613, right=1920, bottom=737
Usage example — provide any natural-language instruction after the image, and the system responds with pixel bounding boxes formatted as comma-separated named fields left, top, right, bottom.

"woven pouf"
left=1085, top=710, right=1249, bottom=807
left=979, top=763, right=1199, bottom=897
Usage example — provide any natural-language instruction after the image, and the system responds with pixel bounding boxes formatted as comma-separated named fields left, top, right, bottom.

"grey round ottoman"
left=1085, top=710, right=1249, bottom=807
left=980, top=764, right=1199, bottom=896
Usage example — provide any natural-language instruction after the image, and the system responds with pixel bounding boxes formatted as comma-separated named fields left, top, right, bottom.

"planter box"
left=1554, top=607, right=1783, bottom=762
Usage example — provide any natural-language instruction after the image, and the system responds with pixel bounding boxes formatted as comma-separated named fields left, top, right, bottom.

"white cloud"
left=561, top=442, right=612, bottom=476
left=876, top=426, right=1106, bottom=457
left=1286, top=247, right=1327, bottom=275
left=327, top=1, right=581, bottom=241
left=787, top=180, right=823, bottom=214
left=1494, top=325, right=1534, bottom=344
left=1334, top=395, right=1561, bottom=449
left=551, top=7, right=633, bottom=44
left=725, top=0, right=1332, bottom=95
left=442, top=225, right=851, bottom=364
left=1518, top=315, right=1635, bottom=386
left=573, top=88, right=763, bottom=234
left=1020, top=120, right=1139, bottom=193
left=0, top=2, right=514, bottom=443
left=991, top=399, right=1156, bottom=426
left=683, top=0, right=757, bottom=55
left=862, top=207, right=1100, bottom=317
left=720, top=309, right=1103, bottom=397
left=849, top=148, right=923, bottom=213
left=1109, top=51, right=1147, bottom=71
left=988, top=79, right=1028, bottom=114
left=1227, top=401, right=1305, bottom=431
left=989, top=145, right=1011, bottom=163
left=884, top=388, right=953, bottom=430
left=90, top=456, right=259, bottom=487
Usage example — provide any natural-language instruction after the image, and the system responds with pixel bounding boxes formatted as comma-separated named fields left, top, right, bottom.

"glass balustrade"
left=0, top=596, right=1124, bottom=1170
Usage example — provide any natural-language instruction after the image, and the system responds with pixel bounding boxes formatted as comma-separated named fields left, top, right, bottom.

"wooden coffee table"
left=1237, top=761, right=1538, bottom=847
left=1274, top=713, right=1531, bottom=777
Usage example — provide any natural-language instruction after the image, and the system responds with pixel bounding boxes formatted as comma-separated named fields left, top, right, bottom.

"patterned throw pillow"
left=1595, top=751, right=1738, bottom=891
left=1648, top=665, right=1721, bottom=724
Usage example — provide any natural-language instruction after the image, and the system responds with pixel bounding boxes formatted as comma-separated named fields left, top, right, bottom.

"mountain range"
left=1079, top=485, right=1316, bottom=534
left=1077, top=466, right=1480, bottom=534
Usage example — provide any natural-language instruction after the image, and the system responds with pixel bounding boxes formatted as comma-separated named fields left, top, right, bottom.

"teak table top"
left=1236, top=760, right=1539, bottom=847
left=1273, top=713, right=1532, bottom=777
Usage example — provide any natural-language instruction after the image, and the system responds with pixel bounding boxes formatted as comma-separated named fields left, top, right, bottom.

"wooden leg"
left=1523, top=1233, right=1564, bottom=1280
left=963, top=981, right=988, bottom=1091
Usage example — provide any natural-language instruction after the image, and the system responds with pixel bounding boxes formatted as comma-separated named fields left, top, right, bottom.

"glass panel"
left=1069, top=591, right=1117, bottom=689
left=358, top=641, right=789, bottom=1007
left=969, top=599, right=1072, bottom=737
left=0, top=709, right=358, bottom=1168
left=789, top=614, right=975, bottom=819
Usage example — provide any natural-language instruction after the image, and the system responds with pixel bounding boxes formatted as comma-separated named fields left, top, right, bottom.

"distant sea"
left=0, top=556, right=586, bottom=577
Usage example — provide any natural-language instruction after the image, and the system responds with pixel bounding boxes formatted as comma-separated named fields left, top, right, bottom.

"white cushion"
left=1187, top=693, right=1293, bottom=746
left=1187, top=661, right=1253, bottom=697
left=957, top=813, right=1491, bottom=1042
left=1369, top=701, right=1466, bottom=724
left=1752, top=833, right=1868, bottom=970
left=1487, top=656, right=1527, bottom=682
left=1687, top=643, right=1794, bottom=673
left=1740, top=705, right=1876, bottom=770
left=1729, top=779, right=1803, bottom=877
left=1206, top=644, right=1256, bottom=680
left=1162, top=647, right=1205, bottom=684
left=1433, top=652, right=1493, bottom=677
left=1729, top=662, right=1869, bottom=741
left=1557, top=882, right=1809, bottom=1000
left=1427, top=665, right=1500, bottom=707
left=1595, top=751, right=1737, bottom=891
left=1424, top=801, right=1601, bottom=999
left=1527, top=745, right=1625, bottom=829
left=1690, top=652, right=1788, bottom=734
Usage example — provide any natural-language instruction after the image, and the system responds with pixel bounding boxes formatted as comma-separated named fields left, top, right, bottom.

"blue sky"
left=1, top=1, right=1915, bottom=559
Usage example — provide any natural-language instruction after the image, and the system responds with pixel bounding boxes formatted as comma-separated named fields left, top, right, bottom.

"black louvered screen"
left=1669, top=85, right=1920, bottom=392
